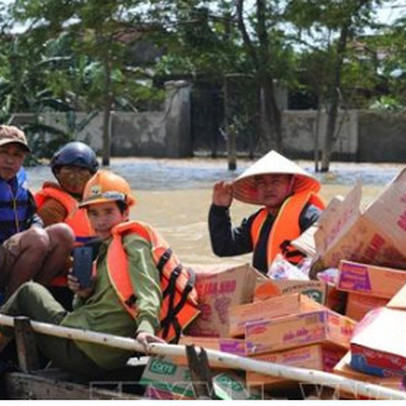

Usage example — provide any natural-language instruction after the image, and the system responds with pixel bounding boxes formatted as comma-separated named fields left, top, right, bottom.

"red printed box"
left=245, top=309, right=356, bottom=356
left=338, top=260, right=406, bottom=299
left=246, top=344, right=345, bottom=389
left=333, top=352, right=404, bottom=399
left=350, top=307, right=406, bottom=378
left=228, top=293, right=324, bottom=337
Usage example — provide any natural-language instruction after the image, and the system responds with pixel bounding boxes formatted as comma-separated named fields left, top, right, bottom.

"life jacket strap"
left=124, top=294, right=137, bottom=309
left=160, top=267, right=196, bottom=343
left=280, top=239, right=305, bottom=264
left=157, top=248, right=173, bottom=274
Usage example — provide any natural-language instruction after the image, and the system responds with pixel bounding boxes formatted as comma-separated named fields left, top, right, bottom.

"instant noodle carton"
left=168, top=336, right=245, bottom=368
left=186, top=264, right=266, bottom=337
left=140, top=357, right=261, bottom=400
left=246, top=344, right=345, bottom=389
left=338, top=260, right=406, bottom=299
left=333, top=351, right=404, bottom=399
left=345, top=292, right=389, bottom=321
left=245, top=309, right=356, bottom=356
left=253, top=278, right=327, bottom=304
left=228, top=293, right=324, bottom=337
left=312, top=170, right=406, bottom=271
left=350, top=307, right=406, bottom=377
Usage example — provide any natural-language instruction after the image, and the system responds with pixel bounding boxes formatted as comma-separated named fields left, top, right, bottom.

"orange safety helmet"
left=79, top=170, right=136, bottom=208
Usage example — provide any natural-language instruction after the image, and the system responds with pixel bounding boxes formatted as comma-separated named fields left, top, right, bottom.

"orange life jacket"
left=35, top=182, right=95, bottom=243
left=107, top=220, right=200, bottom=343
left=250, top=191, right=325, bottom=268
left=35, top=182, right=96, bottom=286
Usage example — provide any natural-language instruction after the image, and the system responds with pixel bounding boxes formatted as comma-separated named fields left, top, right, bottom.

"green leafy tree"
left=8, top=0, right=165, bottom=164
left=286, top=0, right=388, bottom=171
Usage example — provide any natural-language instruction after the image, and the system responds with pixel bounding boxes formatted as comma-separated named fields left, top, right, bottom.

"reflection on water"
left=25, top=157, right=404, bottom=265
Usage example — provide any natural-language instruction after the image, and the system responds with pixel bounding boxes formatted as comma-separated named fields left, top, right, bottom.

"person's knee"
left=46, top=224, right=75, bottom=249
left=15, top=281, right=43, bottom=302
left=20, top=227, right=51, bottom=253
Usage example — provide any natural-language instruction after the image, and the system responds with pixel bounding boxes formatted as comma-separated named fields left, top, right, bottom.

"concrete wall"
left=13, top=80, right=192, bottom=158
left=282, top=110, right=358, bottom=160
left=9, top=91, right=406, bottom=162
left=358, top=111, right=406, bottom=162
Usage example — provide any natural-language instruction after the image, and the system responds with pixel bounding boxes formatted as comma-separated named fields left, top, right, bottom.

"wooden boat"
left=0, top=314, right=405, bottom=400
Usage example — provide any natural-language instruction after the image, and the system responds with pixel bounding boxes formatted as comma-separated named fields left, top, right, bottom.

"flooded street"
left=26, top=157, right=405, bottom=266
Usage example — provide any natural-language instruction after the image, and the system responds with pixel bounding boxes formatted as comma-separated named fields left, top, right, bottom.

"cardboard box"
left=140, top=357, right=195, bottom=399
left=246, top=309, right=356, bottom=356
left=229, top=293, right=324, bottom=337
left=338, top=260, right=406, bottom=299
left=291, top=196, right=344, bottom=258
left=186, top=264, right=266, bottom=337
left=388, top=282, right=406, bottom=310
left=140, top=357, right=261, bottom=400
left=246, top=344, right=345, bottom=389
left=350, top=307, right=406, bottom=378
left=333, top=351, right=404, bottom=395
left=169, top=336, right=245, bottom=368
left=313, top=173, right=406, bottom=270
left=253, top=278, right=327, bottom=304
left=345, top=292, right=389, bottom=321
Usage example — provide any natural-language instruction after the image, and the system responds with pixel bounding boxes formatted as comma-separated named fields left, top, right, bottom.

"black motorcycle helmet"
left=50, top=141, right=99, bottom=176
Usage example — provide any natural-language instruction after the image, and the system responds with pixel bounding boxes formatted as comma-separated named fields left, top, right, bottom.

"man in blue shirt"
left=0, top=125, right=74, bottom=301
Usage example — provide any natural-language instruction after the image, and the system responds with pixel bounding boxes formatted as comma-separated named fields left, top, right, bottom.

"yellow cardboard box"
left=338, top=260, right=406, bottom=299
left=246, top=344, right=345, bottom=389
left=246, top=309, right=356, bottom=356
left=345, top=292, right=389, bottom=321
left=186, top=263, right=266, bottom=337
left=168, top=336, right=245, bottom=368
left=253, top=278, right=327, bottom=304
left=228, top=293, right=324, bottom=337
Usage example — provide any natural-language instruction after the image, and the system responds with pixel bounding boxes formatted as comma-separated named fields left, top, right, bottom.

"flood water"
left=26, top=157, right=405, bottom=266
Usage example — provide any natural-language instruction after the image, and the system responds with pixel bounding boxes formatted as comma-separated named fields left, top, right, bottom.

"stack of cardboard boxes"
left=309, top=168, right=406, bottom=396
left=140, top=263, right=267, bottom=399
left=141, top=167, right=406, bottom=399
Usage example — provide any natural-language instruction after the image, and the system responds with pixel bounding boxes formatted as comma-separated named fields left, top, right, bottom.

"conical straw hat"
left=233, top=150, right=320, bottom=205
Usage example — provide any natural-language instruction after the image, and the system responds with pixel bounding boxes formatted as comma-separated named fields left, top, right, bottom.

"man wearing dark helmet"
left=34, top=141, right=99, bottom=308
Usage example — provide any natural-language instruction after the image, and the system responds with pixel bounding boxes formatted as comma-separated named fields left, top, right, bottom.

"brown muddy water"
left=26, top=157, right=405, bottom=266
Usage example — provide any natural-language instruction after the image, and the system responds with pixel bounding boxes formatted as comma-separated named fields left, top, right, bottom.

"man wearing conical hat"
left=208, top=150, right=325, bottom=274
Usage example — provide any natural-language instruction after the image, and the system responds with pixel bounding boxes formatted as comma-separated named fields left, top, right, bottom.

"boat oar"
left=0, top=314, right=405, bottom=400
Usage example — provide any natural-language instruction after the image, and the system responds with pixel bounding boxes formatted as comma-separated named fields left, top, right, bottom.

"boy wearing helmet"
left=35, top=142, right=99, bottom=308
left=209, top=150, right=325, bottom=274
left=0, top=125, right=74, bottom=301
left=0, top=170, right=198, bottom=379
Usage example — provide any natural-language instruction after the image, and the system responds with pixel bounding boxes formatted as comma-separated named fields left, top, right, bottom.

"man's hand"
left=212, top=181, right=233, bottom=207
left=135, top=331, right=166, bottom=353
left=67, top=273, right=95, bottom=299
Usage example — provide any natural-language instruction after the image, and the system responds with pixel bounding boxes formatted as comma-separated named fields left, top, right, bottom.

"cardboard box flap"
left=364, top=167, right=406, bottom=252
left=312, top=171, right=406, bottom=270
left=387, top=283, right=406, bottom=310
left=314, top=185, right=362, bottom=257
left=291, top=224, right=317, bottom=258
